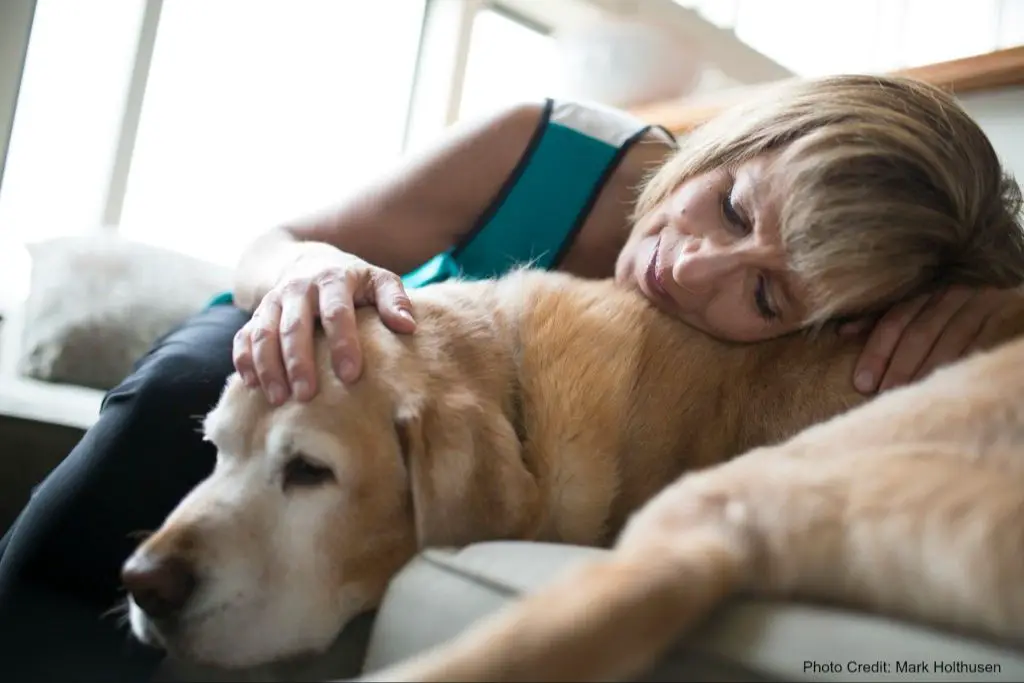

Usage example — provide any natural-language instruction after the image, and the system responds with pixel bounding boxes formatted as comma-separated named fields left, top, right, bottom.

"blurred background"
left=1, top=0, right=1022, bottom=284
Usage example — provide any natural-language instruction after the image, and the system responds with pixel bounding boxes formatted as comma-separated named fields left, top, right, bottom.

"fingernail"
left=241, top=371, right=256, bottom=387
left=267, top=382, right=288, bottom=405
left=293, top=379, right=311, bottom=400
left=399, top=309, right=415, bottom=324
left=854, top=370, right=875, bottom=393
left=338, top=360, right=357, bottom=383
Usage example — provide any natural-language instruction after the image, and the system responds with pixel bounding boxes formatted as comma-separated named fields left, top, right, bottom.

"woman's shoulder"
left=548, top=101, right=678, bottom=278
left=445, top=98, right=677, bottom=281
left=546, top=98, right=677, bottom=151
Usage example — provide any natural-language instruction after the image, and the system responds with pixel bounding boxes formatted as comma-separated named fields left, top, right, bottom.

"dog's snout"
left=122, top=551, right=197, bottom=619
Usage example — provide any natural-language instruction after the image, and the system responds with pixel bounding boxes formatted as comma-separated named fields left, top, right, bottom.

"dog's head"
left=121, top=309, right=538, bottom=668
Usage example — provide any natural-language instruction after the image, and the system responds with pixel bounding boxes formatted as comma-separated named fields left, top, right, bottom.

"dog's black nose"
left=121, top=552, right=197, bottom=619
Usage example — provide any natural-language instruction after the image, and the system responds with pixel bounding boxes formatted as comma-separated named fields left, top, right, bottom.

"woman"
left=2, top=74, right=1023, bottom=681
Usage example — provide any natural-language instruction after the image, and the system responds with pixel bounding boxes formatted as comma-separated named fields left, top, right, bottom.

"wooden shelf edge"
left=633, top=45, right=1024, bottom=135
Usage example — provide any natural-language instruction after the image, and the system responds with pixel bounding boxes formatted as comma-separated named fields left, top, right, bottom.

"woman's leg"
left=0, top=304, right=250, bottom=682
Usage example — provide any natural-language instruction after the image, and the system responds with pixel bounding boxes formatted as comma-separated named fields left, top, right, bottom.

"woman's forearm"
left=232, top=228, right=317, bottom=312
left=231, top=100, right=548, bottom=313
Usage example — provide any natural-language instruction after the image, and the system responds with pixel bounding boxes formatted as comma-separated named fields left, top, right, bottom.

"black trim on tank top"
left=652, top=124, right=679, bottom=146
left=550, top=125, right=656, bottom=269
left=451, top=98, right=555, bottom=258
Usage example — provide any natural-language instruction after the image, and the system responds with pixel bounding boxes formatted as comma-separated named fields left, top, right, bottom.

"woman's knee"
left=102, top=305, right=250, bottom=417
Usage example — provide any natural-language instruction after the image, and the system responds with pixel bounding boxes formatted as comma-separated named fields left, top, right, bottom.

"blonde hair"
left=636, top=75, right=1024, bottom=326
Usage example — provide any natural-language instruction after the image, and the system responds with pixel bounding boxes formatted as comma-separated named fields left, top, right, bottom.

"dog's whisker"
left=189, top=413, right=210, bottom=435
left=100, top=599, right=130, bottom=625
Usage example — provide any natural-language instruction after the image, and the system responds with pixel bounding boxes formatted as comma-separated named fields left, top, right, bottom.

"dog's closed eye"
left=282, top=454, right=335, bottom=490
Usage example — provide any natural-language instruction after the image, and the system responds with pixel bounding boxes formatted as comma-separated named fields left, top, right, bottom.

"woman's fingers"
left=234, top=255, right=419, bottom=400
left=875, top=286, right=975, bottom=392
left=371, top=270, right=417, bottom=334
left=318, top=270, right=363, bottom=384
left=850, top=287, right=1017, bottom=395
left=278, top=282, right=319, bottom=402
left=851, top=293, right=932, bottom=394
left=911, top=290, right=1002, bottom=382
left=249, top=296, right=291, bottom=405
left=232, top=324, right=258, bottom=388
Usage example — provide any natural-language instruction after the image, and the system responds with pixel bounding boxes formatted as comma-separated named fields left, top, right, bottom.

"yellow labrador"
left=367, top=286, right=1024, bottom=682
left=119, top=270, right=1009, bottom=670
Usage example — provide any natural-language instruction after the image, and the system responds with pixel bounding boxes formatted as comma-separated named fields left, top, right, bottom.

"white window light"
left=678, top=0, right=1008, bottom=77
left=458, top=6, right=560, bottom=122
left=117, top=0, right=427, bottom=268
left=0, top=0, right=148, bottom=246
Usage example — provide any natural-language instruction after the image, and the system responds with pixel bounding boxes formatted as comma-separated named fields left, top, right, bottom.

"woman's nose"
left=671, top=243, right=739, bottom=293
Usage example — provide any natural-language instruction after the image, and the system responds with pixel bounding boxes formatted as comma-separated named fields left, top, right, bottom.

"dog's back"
left=400, top=270, right=870, bottom=543
left=369, top=286, right=1024, bottom=683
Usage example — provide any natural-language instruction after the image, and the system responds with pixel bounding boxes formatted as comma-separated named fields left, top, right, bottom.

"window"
left=1001, top=0, right=1024, bottom=48
left=458, top=7, right=558, bottom=122
left=117, top=0, right=426, bottom=267
left=898, top=0, right=1001, bottom=67
left=675, top=0, right=1010, bottom=77
left=0, top=0, right=147, bottom=246
left=731, top=0, right=897, bottom=76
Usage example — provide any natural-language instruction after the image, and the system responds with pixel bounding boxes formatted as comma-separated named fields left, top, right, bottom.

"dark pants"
left=0, top=304, right=250, bottom=682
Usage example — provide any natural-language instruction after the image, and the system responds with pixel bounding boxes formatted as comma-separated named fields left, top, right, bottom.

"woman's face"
left=615, top=156, right=809, bottom=342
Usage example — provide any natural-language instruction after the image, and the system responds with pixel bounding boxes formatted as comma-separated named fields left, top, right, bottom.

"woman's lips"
left=642, top=236, right=675, bottom=310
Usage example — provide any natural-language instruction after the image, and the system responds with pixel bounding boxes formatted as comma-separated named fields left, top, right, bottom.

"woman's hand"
left=845, top=286, right=1018, bottom=395
left=233, top=245, right=416, bottom=405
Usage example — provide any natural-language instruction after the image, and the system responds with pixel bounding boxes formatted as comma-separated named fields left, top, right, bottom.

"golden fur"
left=364, top=276, right=1024, bottom=682
left=123, top=270, right=1023, bottom=670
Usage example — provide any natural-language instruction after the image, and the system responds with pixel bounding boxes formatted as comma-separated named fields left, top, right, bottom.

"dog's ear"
left=395, top=390, right=539, bottom=548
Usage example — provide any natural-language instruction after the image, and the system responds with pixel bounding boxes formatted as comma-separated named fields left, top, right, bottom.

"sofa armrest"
left=360, top=541, right=1024, bottom=682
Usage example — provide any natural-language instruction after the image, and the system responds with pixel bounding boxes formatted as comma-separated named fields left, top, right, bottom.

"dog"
left=363, top=285, right=1024, bottom=682
left=121, top=268, right=959, bottom=669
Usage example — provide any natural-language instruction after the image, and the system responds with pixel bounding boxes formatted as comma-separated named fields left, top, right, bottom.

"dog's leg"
left=362, top=492, right=755, bottom=683
left=365, top=341, right=1024, bottom=682
left=361, top=446, right=1024, bottom=683
left=711, top=443, right=1024, bottom=643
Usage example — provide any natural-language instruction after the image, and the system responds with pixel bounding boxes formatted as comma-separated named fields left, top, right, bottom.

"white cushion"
left=13, top=234, right=231, bottom=391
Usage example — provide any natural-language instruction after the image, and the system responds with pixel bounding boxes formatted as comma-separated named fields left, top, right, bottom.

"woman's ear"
left=395, top=390, right=540, bottom=549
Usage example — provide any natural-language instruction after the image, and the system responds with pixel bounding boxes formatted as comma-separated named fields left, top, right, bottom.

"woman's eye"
left=754, top=275, right=778, bottom=321
left=282, top=454, right=335, bottom=490
left=720, top=190, right=749, bottom=234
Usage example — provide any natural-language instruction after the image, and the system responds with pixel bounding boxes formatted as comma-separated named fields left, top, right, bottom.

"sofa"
left=5, top=234, right=1024, bottom=682
left=0, top=233, right=232, bottom=533
left=148, top=541, right=1024, bottom=682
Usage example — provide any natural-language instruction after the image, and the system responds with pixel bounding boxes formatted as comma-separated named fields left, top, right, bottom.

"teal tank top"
left=206, top=99, right=673, bottom=308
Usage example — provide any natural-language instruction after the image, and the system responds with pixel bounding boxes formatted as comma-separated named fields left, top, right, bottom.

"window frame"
left=0, top=0, right=36, bottom=193
left=0, top=0, right=783, bottom=247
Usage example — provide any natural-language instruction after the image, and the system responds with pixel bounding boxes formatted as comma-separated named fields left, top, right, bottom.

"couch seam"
left=418, top=552, right=525, bottom=599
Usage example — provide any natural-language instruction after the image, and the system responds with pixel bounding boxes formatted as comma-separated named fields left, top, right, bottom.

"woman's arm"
left=231, top=100, right=549, bottom=403
left=232, top=100, right=548, bottom=311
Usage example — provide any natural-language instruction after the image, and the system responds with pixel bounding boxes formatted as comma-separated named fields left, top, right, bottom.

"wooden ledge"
left=632, top=45, right=1024, bottom=135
